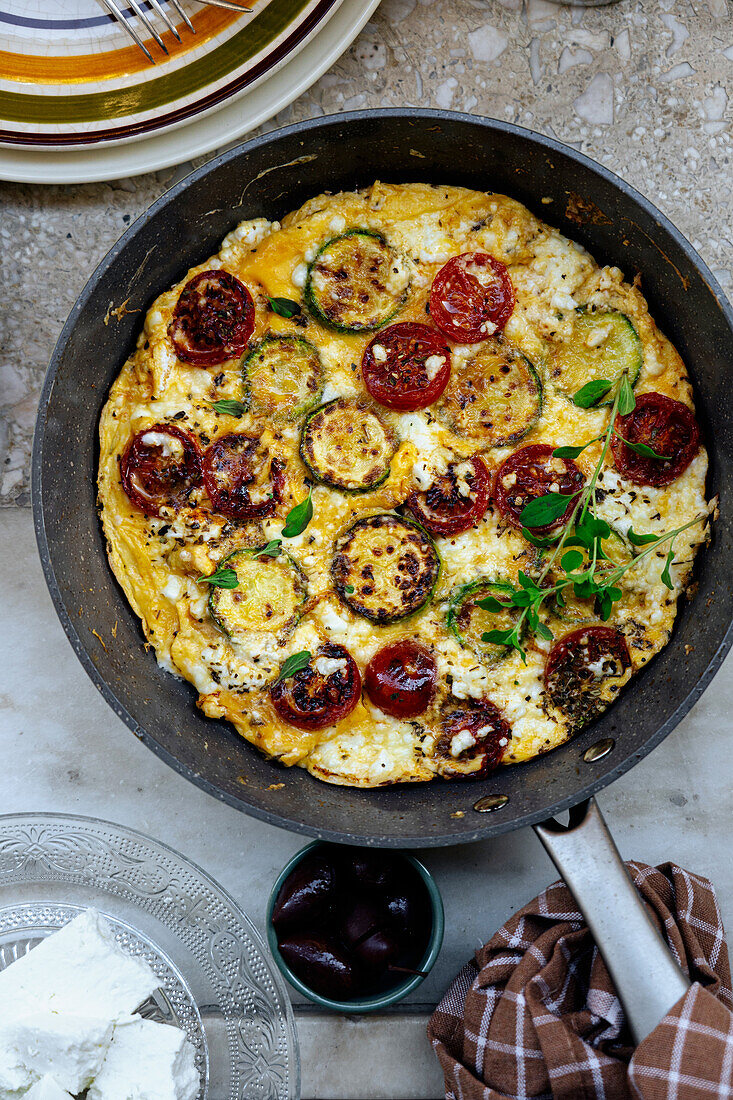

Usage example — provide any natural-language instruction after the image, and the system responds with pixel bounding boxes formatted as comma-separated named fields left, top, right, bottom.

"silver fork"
left=99, top=0, right=251, bottom=64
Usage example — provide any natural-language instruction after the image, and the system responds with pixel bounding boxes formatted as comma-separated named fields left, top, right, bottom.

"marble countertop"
left=1, top=1, right=732, bottom=1096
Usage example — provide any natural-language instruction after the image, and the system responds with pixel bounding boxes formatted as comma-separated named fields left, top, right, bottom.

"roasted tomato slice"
left=361, top=323, right=451, bottom=411
left=120, top=424, right=202, bottom=517
left=436, top=699, right=511, bottom=779
left=429, top=253, right=514, bottom=343
left=202, top=433, right=284, bottom=520
left=494, top=444, right=584, bottom=536
left=170, top=270, right=255, bottom=366
left=364, top=640, right=437, bottom=718
left=611, top=392, right=700, bottom=487
left=271, top=644, right=362, bottom=731
left=544, top=625, right=631, bottom=725
left=407, top=456, right=491, bottom=537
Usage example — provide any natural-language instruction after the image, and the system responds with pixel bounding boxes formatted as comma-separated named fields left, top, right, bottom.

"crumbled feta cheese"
left=412, top=460, right=434, bottom=492
left=161, top=575, right=183, bottom=601
left=450, top=729, right=476, bottom=756
left=371, top=344, right=387, bottom=362
left=424, top=354, right=446, bottom=381
left=291, top=262, right=308, bottom=288
left=88, top=1017, right=199, bottom=1100
left=329, top=215, right=346, bottom=233
left=585, top=322, right=613, bottom=348
left=140, top=431, right=181, bottom=457
left=314, top=656, right=347, bottom=676
left=550, top=290, right=579, bottom=313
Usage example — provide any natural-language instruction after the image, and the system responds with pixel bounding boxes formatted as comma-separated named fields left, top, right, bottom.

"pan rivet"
left=583, top=737, right=615, bottom=763
left=473, top=794, right=509, bottom=813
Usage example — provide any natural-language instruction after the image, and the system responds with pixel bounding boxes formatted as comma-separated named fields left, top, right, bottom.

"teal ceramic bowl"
left=266, top=842, right=444, bottom=1013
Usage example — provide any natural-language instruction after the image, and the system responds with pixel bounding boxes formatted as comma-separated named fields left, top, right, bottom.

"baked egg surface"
left=98, top=183, right=712, bottom=787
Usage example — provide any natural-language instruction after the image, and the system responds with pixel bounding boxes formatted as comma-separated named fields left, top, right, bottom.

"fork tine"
left=189, top=0, right=252, bottom=9
left=101, top=0, right=155, bottom=61
left=167, top=0, right=195, bottom=33
left=147, top=0, right=181, bottom=40
left=126, top=0, right=169, bottom=52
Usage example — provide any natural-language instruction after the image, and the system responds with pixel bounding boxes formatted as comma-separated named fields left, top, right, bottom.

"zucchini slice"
left=549, top=309, right=642, bottom=401
left=300, top=398, right=397, bottom=492
left=305, top=229, right=411, bottom=332
left=331, top=514, right=440, bottom=624
left=209, top=547, right=307, bottom=645
left=243, top=335, right=323, bottom=421
left=542, top=527, right=634, bottom=625
left=447, top=578, right=524, bottom=666
left=435, top=336, right=542, bottom=447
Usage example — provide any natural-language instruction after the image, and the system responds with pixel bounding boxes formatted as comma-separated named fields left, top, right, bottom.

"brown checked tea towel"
left=429, top=862, right=733, bottom=1100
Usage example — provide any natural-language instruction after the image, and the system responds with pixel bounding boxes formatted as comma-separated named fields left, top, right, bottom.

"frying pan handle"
left=533, top=797, right=690, bottom=1045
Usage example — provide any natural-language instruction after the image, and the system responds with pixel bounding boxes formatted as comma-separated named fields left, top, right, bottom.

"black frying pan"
left=33, top=110, right=733, bottom=855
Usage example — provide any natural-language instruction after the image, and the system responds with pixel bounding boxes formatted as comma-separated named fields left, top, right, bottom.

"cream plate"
left=0, top=0, right=344, bottom=148
left=0, top=0, right=380, bottom=182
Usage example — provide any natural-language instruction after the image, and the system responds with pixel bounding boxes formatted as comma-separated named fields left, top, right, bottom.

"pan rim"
left=32, top=107, right=733, bottom=847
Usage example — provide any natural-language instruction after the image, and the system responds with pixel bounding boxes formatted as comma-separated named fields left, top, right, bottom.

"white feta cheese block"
left=88, top=1018, right=199, bottom=1100
left=0, top=1014, right=113, bottom=1096
left=0, top=910, right=158, bottom=1021
left=21, top=1076, right=73, bottom=1100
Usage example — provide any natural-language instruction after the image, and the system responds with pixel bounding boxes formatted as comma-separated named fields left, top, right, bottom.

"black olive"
left=278, top=932, right=355, bottom=1000
left=272, top=854, right=335, bottom=932
left=348, top=852, right=402, bottom=894
left=352, top=929, right=400, bottom=976
left=341, top=894, right=384, bottom=947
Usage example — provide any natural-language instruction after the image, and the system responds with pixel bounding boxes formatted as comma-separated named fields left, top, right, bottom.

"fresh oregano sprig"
left=475, top=372, right=708, bottom=661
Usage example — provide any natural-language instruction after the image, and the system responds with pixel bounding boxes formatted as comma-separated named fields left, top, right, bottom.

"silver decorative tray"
left=0, top=813, right=299, bottom=1100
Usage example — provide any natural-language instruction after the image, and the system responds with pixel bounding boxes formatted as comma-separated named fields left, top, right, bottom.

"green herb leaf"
left=553, top=441, right=596, bottom=460
left=574, top=513, right=611, bottom=546
left=614, top=430, right=669, bottom=460
left=210, top=399, right=246, bottom=417
left=520, top=528, right=558, bottom=548
left=618, top=373, right=636, bottom=416
left=627, top=527, right=659, bottom=546
left=267, top=296, right=301, bottom=319
left=275, top=650, right=312, bottom=683
left=517, top=571, right=540, bottom=593
left=573, top=379, right=613, bottom=408
left=510, top=590, right=532, bottom=608
left=661, top=549, right=675, bottom=590
left=561, top=549, right=584, bottom=571
left=249, top=539, right=282, bottom=559
left=476, top=594, right=507, bottom=613
left=282, top=489, right=313, bottom=538
left=520, top=492, right=578, bottom=529
left=480, top=628, right=527, bottom=665
left=344, top=584, right=355, bottom=594
left=535, top=621, right=554, bottom=642
left=197, top=566, right=238, bottom=589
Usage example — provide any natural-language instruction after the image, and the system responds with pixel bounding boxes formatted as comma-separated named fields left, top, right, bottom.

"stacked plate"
left=0, top=0, right=381, bottom=182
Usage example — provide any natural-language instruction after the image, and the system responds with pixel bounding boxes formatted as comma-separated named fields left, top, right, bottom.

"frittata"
left=98, top=182, right=712, bottom=787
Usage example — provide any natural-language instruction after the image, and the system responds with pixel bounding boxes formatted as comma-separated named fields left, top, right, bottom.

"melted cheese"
left=98, top=182, right=711, bottom=787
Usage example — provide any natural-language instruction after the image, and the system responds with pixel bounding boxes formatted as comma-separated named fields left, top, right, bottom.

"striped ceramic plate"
left=0, top=0, right=343, bottom=147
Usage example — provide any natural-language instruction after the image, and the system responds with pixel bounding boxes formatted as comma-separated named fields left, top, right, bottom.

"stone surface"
left=1, top=0, right=732, bottom=505
left=1, top=4, right=732, bottom=1094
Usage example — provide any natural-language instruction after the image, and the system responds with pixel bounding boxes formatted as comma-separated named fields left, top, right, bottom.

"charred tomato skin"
left=544, top=625, right=632, bottom=725
left=364, top=639, right=437, bottom=718
left=494, top=443, right=584, bottom=536
left=407, top=456, right=491, bottom=538
left=429, top=253, right=514, bottom=344
left=611, top=392, right=701, bottom=487
left=436, top=698, right=512, bottom=779
left=361, top=323, right=451, bottom=411
left=202, top=433, right=284, bottom=520
left=120, top=423, right=202, bottom=518
left=170, top=270, right=255, bottom=366
left=271, top=644, right=362, bottom=731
